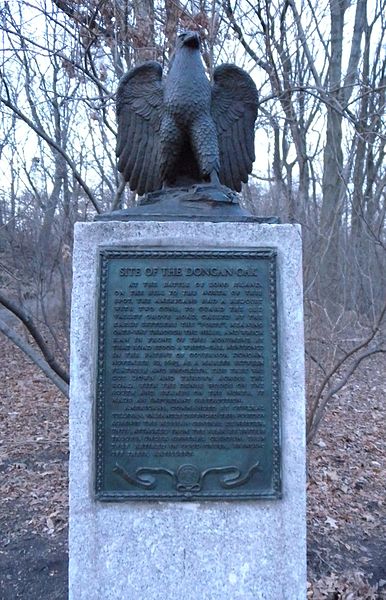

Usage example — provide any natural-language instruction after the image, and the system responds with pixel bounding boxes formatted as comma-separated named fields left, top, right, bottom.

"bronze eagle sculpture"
left=116, top=31, right=258, bottom=196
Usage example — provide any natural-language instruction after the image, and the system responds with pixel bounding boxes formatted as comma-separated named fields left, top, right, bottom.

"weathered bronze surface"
left=116, top=31, right=258, bottom=195
left=95, top=185, right=280, bottom=223
left=96, top=248, right=280, bottom=501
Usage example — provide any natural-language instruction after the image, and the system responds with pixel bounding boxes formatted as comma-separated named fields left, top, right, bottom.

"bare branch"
left=0, top=291, right=69, bottom=384
left=0, top=319, right=69, bottom=398
left=0, top=81, right=102, bottom=214
left=307, top=300, right=386, bottom=442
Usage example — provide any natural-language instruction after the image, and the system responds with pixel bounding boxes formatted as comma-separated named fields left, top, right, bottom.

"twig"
left=0, top=291, right=69, bottom=384
left=0, top=319, right=69, bottom=398
left=0, top=80, right=101, bottom=214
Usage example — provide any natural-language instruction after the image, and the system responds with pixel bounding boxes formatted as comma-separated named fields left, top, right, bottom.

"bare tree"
left=221, top=0, right=386, bottom=441
left=0, top=0, right=384, bottom=439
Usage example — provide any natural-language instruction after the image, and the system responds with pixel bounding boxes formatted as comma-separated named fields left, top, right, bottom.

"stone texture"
left=69, top=221, right=306, bottom=600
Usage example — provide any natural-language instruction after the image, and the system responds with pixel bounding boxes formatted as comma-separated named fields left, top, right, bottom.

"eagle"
left=116, top=31, right=258, bottom=196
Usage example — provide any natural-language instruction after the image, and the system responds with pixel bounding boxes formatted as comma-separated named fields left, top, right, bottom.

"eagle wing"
left=211, top=65, right=258, bottom=192
left=116, top=61, right=164, bottom=195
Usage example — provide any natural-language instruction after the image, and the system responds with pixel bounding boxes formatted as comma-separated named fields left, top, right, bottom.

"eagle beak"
left=184, top=32, right=200, bottom=49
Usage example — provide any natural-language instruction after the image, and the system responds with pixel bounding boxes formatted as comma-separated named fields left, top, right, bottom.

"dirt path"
left=0, top=333, right=385, bottom=599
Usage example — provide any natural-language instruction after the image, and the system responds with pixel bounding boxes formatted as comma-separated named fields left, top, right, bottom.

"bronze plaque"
left=95, top=248, right=280, bottom=500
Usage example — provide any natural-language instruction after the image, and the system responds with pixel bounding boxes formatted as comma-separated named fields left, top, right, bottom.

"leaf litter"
left=0, top=333, right=68, bottom=599
left=0, top=334, right=385, bottom=598
left=307, top=356, right=386, bottom=599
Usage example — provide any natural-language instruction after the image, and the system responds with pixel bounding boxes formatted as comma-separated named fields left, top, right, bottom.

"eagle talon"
left=209, top=171, right=220, bottom=186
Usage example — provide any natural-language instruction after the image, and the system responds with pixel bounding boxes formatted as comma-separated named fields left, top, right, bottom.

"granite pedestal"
left=69, top=220, right=306, bottom=600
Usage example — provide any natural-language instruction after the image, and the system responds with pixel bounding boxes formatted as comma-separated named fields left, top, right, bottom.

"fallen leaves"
left=308, top=355, right=386, bottom=597
left=325, top=516, right=339, bottom=529
left=308, top=571, right=386, bottom=599
left=0, top=333, right=68, bottom=546
left=0, top=333, right=385, bottom=598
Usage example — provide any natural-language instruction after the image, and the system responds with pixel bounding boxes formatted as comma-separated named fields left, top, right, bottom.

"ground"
left=0, top=333, right=385, bottom=599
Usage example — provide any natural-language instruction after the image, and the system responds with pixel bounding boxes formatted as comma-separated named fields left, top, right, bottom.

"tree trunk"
left=132, top=0, right=155, bottom=63
left=319, top=0, right=367, bottom=316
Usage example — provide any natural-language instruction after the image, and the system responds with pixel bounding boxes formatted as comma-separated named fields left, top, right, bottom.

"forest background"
left=0, top=1, right=385, bottom=598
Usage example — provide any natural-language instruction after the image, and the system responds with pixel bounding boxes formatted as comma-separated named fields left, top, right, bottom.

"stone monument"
left=69, top=31, right=306, bottom=600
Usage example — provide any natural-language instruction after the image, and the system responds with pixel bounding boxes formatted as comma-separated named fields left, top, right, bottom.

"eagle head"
left=176, top=30, right=200, bottom=50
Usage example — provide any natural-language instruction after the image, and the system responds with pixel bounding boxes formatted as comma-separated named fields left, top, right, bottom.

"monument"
left=69, top=31, right=306, bottom=600
left=116, top=30, right=258, bottom=195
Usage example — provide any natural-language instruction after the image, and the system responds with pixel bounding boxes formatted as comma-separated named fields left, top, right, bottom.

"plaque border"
left=95, top=247, right=281, bottom=501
